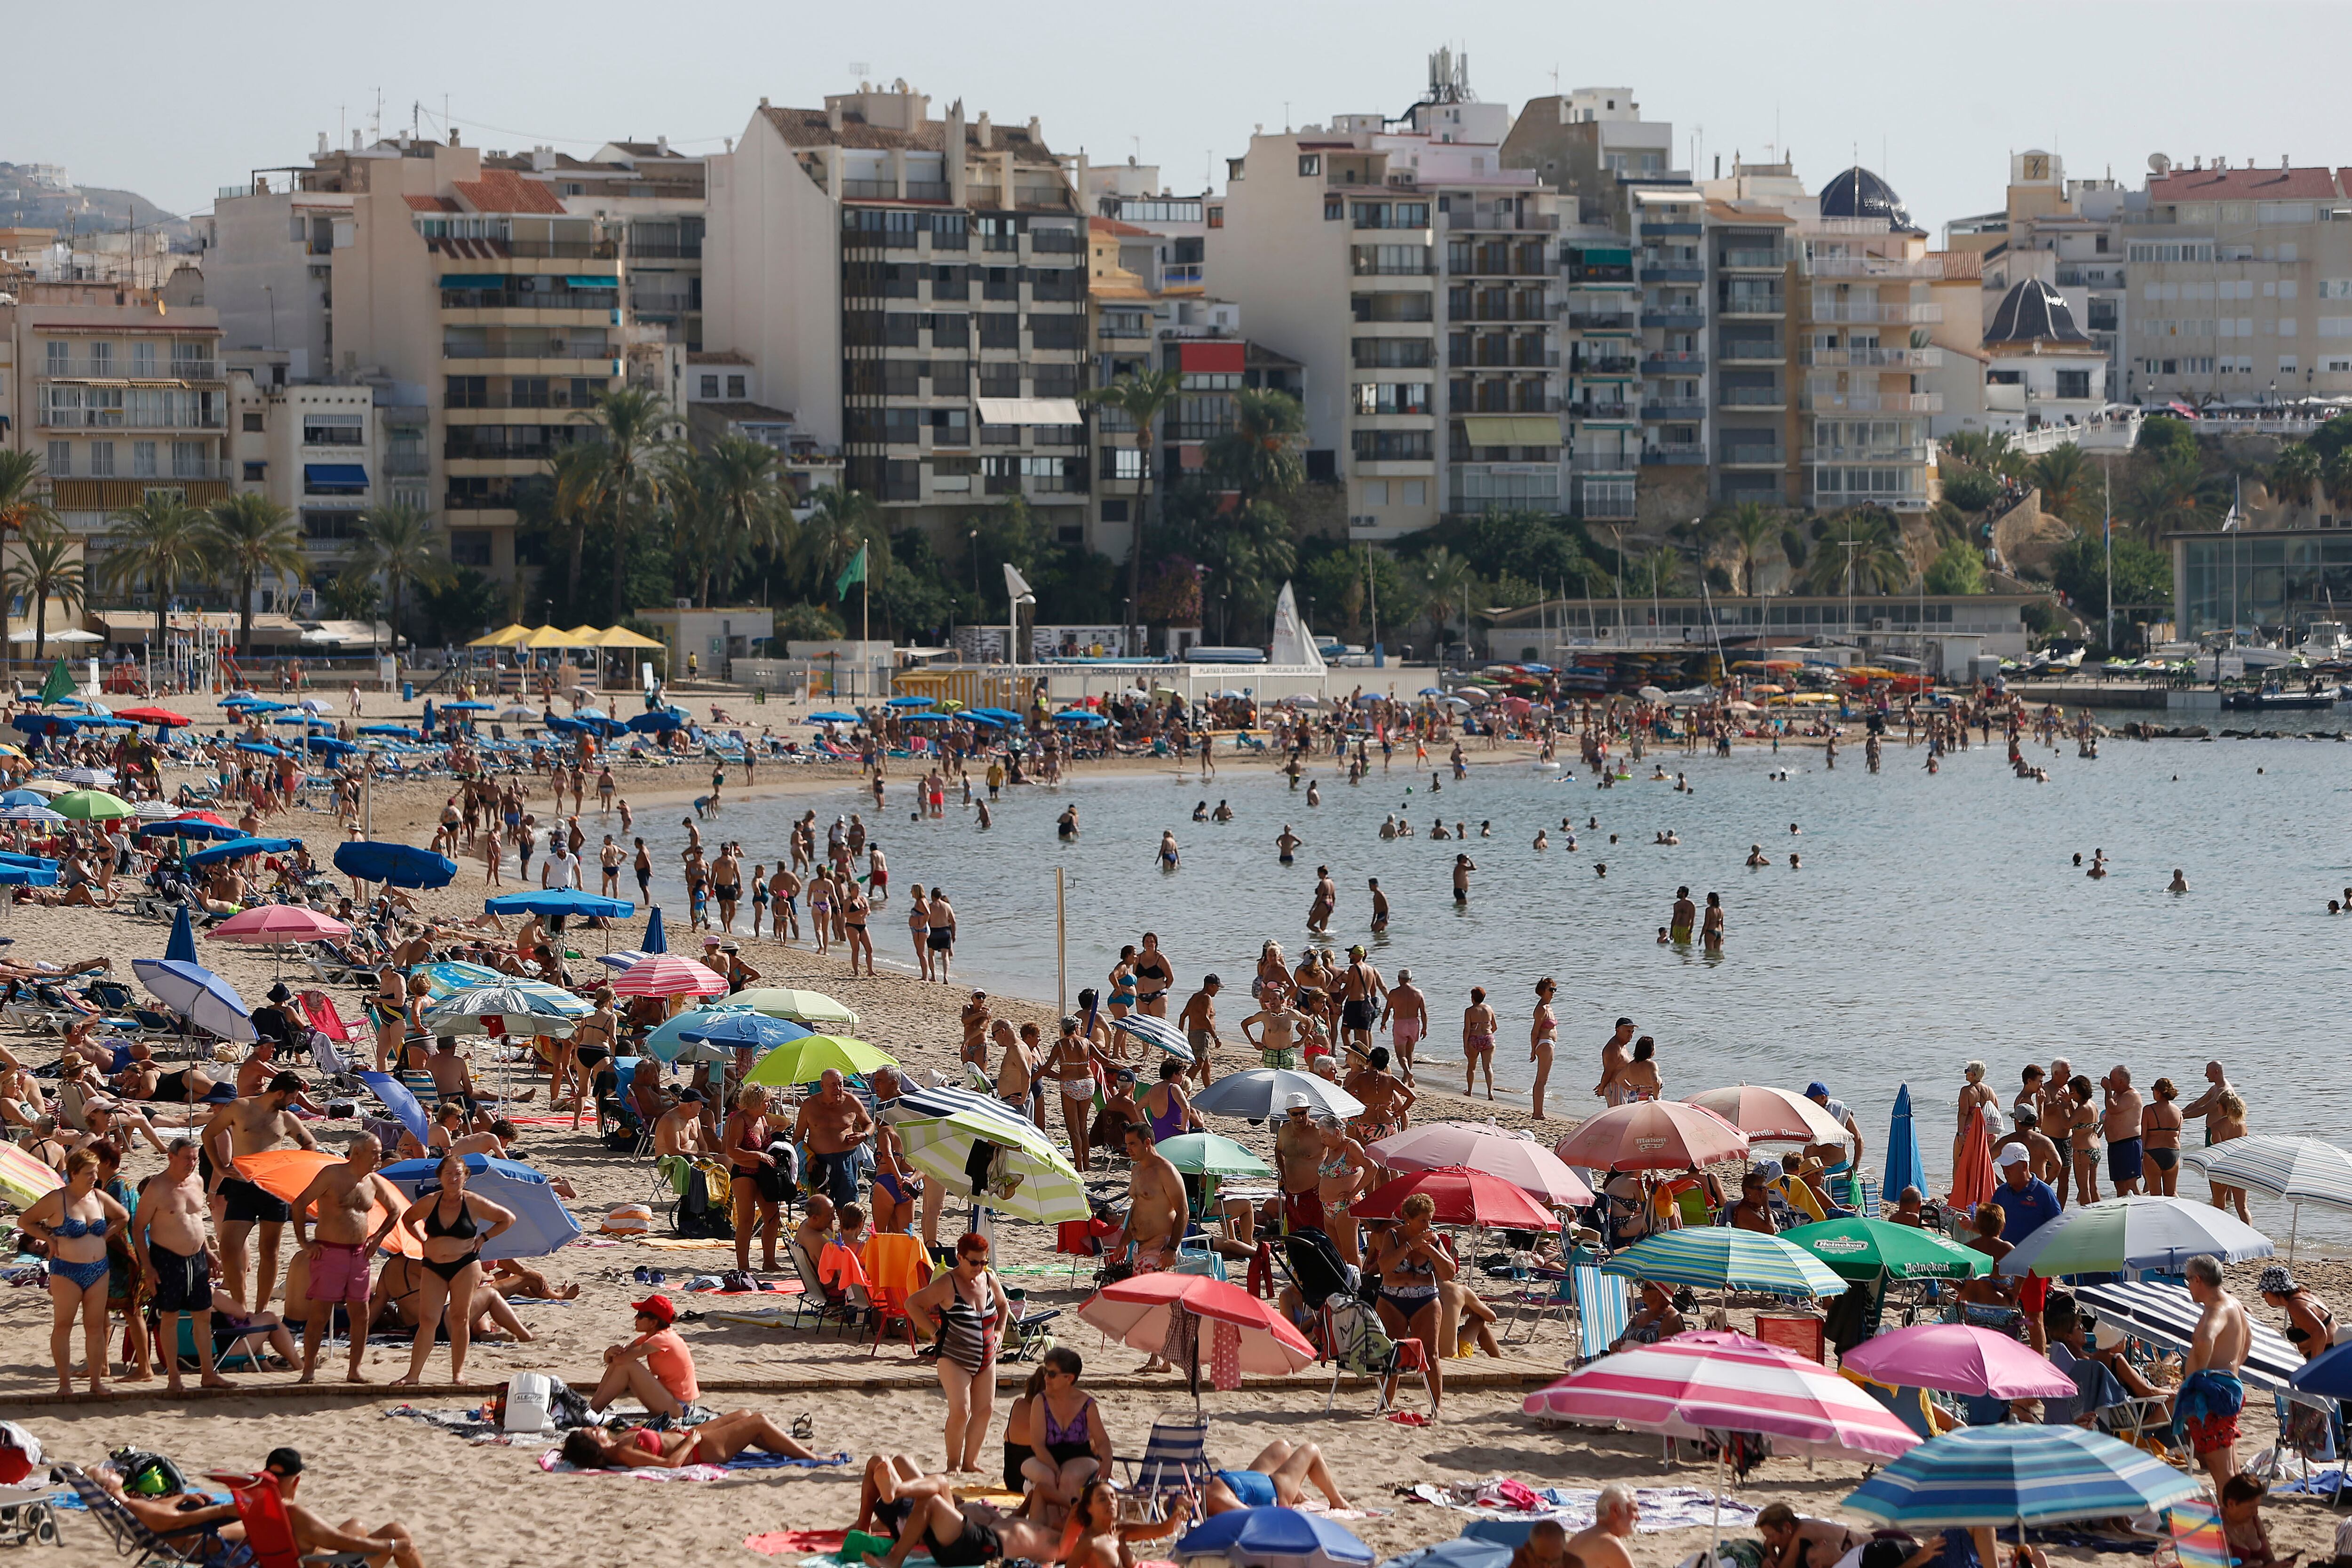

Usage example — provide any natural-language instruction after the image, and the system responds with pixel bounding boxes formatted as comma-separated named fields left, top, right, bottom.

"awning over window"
left=975, top=397, right=1085, bottom=426
left=1462, top=416, right=1559, bottom=446
left=303, top=463, right=368, bottom=491
left=564, top=275, right=619, bottom=289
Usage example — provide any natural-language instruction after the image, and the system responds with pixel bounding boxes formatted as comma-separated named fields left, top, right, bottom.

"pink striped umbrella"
left=1368, top=1123, right=1593, bottom=1207
left=205, top=906, right=352, bottom=943
left=609, top=955, right=730, bottom=999
left=1551, top=1101, right=1750, bottom=1173
left=1523, top=1329, right=1920, bottom=1460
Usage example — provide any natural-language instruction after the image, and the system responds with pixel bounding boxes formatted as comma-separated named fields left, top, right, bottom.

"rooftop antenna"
left=1283, top=101, right=1291, bottom=132
left=849, top=60, right=870, bottom=80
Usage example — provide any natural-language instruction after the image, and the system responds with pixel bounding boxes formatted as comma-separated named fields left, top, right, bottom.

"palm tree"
left=2, top=521, right=87, bottom=665
left=2027, top=443, right=2094, bottom=524
left=1630, top=545, right=1685, bottom=598
left=1203, top=388, right=1307, bottom=509
left=0, top=451, right=56, bottom=538
left=2323, top=447, right=2352, bottom=523
left=1803, top=511, right=1910, bottom=596
left=544, top=441, right=610, bottom=618
left=2130, top=447, right=2229, bottom=543
left=1081, top=367, right=1184, bottom=647
left=699, top=435, right=788, bottom=608
left=797, top=486, right=887, bottom=613
left=348, top=503, right=452, bottom=645
left=1713, top=501, right=1784, bottom=596
left=1415, top=545, right=1474, bottom=652
left=201, top=493, right=304, bottom=653
left=99, top=492, right=209, bottom=652
left=585, top=388, right=678, bottom=623
left=2268, top=441, right=2322, bottom=522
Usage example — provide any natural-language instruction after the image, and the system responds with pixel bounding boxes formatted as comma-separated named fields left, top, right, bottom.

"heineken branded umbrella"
left=1780, top=1217, right=1990, bottom=1283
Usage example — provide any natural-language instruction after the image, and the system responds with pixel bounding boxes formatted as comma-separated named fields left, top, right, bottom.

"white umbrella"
left=1111, top=1013, right=1192, bottom=1059
left=0, top=804, right=64, bottom=823
left=11, top=779, right=67, bottom=796
left=2180, top=1135, right=2352, bottom=1256
left=57, top=768, right=116, bottom=787
left=1191, top=1067, right=1364, bottom=1122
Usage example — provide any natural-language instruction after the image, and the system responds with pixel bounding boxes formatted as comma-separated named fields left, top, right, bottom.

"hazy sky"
left=16, top=1, right=2352, bottom=239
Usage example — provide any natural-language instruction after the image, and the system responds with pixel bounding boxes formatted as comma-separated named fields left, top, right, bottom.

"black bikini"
left=421, top=1194, right=483, bottom=1281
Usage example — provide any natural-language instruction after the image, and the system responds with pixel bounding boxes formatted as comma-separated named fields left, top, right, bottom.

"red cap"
left=631, top=1293, right=675, bottom=1326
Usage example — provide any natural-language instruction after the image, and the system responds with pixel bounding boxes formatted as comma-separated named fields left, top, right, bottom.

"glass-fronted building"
left=2172, top=530, right=2352, bottom=638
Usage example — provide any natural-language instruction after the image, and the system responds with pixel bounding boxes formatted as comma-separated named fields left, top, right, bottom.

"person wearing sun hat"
left=587, top=1293, right=699, bottom=1420
left=2257, top=1264, right=2340, bottom=1362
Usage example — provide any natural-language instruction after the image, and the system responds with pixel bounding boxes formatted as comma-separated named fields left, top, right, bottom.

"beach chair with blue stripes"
left=1571, top=1264, right=1630, bottom=1365
left=1114, top=1411, right=1211, bottom=1524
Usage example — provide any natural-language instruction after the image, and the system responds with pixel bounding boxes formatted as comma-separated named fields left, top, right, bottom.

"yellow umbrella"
left=595, top=626, right=665, bottom=650
left=0, top=1142, right=62, bottom=1206
left=466, top=624, right=532, bottom=648
left=563, top=625, right=604, bottom=645
left=743, top=1035, right=898, bottom=1088
left=520, top=625, right=576, bottom=649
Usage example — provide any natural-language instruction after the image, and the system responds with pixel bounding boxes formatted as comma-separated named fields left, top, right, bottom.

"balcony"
left=1718, top=446, right=1787, bottom=467
left=1353, top=256, right=1436, bottom=276
left=1446, top=210, right=1559, bottom=231
left=1718, top=387, right=1786, bottom=407
left=1811, top=442, right=1935, bottom=464
left=443, top=390, right=602, bottom=411
left=1642, top=307, right=1704, bottom=330
left=1805, top=254, right=1943, bottom=278
left=1030, top=230, right=1083, bottom=255
left=40, top=357, right=220, bottom=382
left=504, top=239, right=620, bottom=260
left=1097, top=318, right=1152, bottom=340
left=40, top=405, right=224, bottom=431
left=1800, top=346, right=1942, bottom=369
left=1800, top=390, right=1943, bottom=413
left=1643, top=442, right=1707, bottom=465
left=1717, top=341, right=1784, bottom=362
left=627, top=240, right=702, bottom=259
left=1718, top=247, right=1787, bottom=270
left=1565, top=266, right=1636, bottom=287
left=1641, top=222, right=1703, bottom=237
left=1807, top=302, right=1942, bottom=325
left=1566, top=309, right=1637, bottom=332
left=1448, top=347, right=1559, bottom=369
left=1642, top=400, right=1706, bottom=421
left=1160, top=263, right=1203, bottom=288
left=1717, top=294, right=1785, bottom=317
left=1569, top=402, right=1638, bottom=423
left=1452, top=300, right=1551, bottom=323
left=442, top=341, right=618, bottom=362
left=440, top=289, right=620, bottom=315
left=1573, top=355, right=1638, bottom=377
left=1639, top=260, right=1705, bottom=283
left=1643, top=350, right=1706, bottom=372
left=446, top=435, right=589, bottom=462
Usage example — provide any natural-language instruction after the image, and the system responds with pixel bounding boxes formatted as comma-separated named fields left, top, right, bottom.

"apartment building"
left=1949, top=151, right=2130, bottom=399
left=208, top=133, right=628, bottom=587
left=223, top=369, right=383, bottom=576
left=0, top=280, right=228, bottom=582
left=703, top=82, right=1092, bottom=550
left=679, top=349, right=844, bottom=511
left=491, top=140, right=707, bottom=352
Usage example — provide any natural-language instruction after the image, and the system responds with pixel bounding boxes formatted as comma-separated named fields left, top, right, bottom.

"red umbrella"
left=118, top=707, right=192, bottom=727
left=611, top=954, right=729, bottom=999
left=1080, top=1272, right=1316, bottom=1381
left=1553, top=1101, right=1749, bottom=1172
left=1351, top=1165, right=1563, bottom=1230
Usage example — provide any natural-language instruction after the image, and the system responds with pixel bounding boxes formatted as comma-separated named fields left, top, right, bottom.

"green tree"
left=700, top=435, right=788, bottom=608
left=1940, top=467, right=2000, bottom=513
left=1202, top=388, right=1306, bottom=509
left=799, top=486, right=888, bottom=608
left=1803, top=511, right=1911, bottom=595
left=1415, top=545, right=1474, bottom=650
left=775, top=601, right=846, bottom=641
left=1627, top=545, right=1686, bottom=598
left=542, top=441, right=609, bottom=617
left=1081, top=366, right=1184, bottom=643
left=1136, top=555, right=1202, bottom=627
left=2137, top=414, right=2196, bottom=457
left=1298, top=541, right=1420, bottom=645
left=2130, top=446, right=2229, bottom=542
left=584, top=387, right=677, bottom=623
left=348, top=503, right=451, bottom=645
left=98, top=491, right=207, bottom=651
left=1192, top=501, right=1296, bottom=643
left=2268, top=441, right=2322, bottom=521
left=2050, top=532, right=2172, bottom=637
left=1923, top=538, right=1988, bottom=595
left=201, top=492, right=304, bottom=652
left=2323, top=446, right=2352, bottom=521
left=1711, top=501, right=1787, bottom=596
left=417, top=566, right=504, bottom=647
left=0, top=450, right=56, bottom=538
left=2027, top=442, right=2096, bottom=525
left=317, top=573, right=383, bottom=621
left=2, top=520, right=86, bottom=664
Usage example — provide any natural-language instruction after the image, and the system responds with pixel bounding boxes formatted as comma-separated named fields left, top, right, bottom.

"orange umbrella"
left=233, top=1150, right=419, bottom=1257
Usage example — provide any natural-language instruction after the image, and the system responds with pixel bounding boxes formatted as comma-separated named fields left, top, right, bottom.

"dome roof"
left=1819, top=166, right=1911, bottom=230
left=1985, top=278, right=2091, bottom=345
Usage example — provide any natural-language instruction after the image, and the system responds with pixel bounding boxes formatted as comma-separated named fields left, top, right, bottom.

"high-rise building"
left=702, top=82, right=1092, bottom=550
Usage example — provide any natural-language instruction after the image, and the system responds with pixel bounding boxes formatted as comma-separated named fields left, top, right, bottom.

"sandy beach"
left=4, top=685, right=2347, bottom=1568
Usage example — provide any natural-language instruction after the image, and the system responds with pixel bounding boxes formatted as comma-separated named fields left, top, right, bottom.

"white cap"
left=1995, top=1144, right=2030, bottom=1168
left=1282, top=1091, right=1312, bottom=1112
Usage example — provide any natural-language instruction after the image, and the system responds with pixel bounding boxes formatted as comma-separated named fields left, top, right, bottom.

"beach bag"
left=1325, top=1296, right=1394, bottom=1375
left=675, top=1165, right=734, bottom=1239
left=494, top=1373, right=557, bottom=1433
left=601, top=1202, right=652, bottom=1236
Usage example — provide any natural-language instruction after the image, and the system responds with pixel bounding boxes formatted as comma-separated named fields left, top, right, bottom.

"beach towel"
left=536, top=1447, right=850, bottom=1481
left=1408, top=1483, right=1757, bottom=1535
left=742, top=1529, right=846, bottom=1559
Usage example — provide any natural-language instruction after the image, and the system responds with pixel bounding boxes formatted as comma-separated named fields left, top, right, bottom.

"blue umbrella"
left=358, top=724, right=421, bottom=740
left=412, top=960, right=507, bottom=998
left=270, top=713, right=331, bottom=726
left=354, top=1071, right=429, bottom=1147
left=136, top=816, right=246, bottom=840
left=131, top=957, right=256, bottom=1042
left=0, top=862, right=58, bottom=887
left=186, top=836, right=300, bottom=868
left=627, top=707, right=690, bottom=733
left=677, top=1012, right=813, bottom=1051
left=1842, top=1425, right=2201, bottom=1528
left=885, top=695, right=936, bottom=708
left=236, top=740, right=286, bottom=756
left=1883, top=1082, right=1923, bottom=1204
left=805, top=710, right=861, bottom=724
left=377, top=1154, right=583, bottom=1260
left=572, top=707, right=610, bottom=722
left=642, top=906, right=668, bottom=955
left=541, top=714, right=586, bottom=735
left=640, top=1003, right=755, bottom=1063
left=443, top=700, right=496, bottom=713
left=900, top=711, right=954, bottom=723
left=223, top=698, right=288, bottom=714
left=2290, top=1337, right=2352, bottom=1400
left=166, top=905, right=199, bottom=963
left=306, top=736, right=358, bottom=756
left=334, top=840, right=458, bottom=890
left=0, top=788, right=44, bottom=808
left=1178, top=1509, right=1372, bottom=1568
left=1380, top=1540, right=1515, bottom=1568
left=10, top=714, right=78, bottom=737
left=484, top=888, right=636, bottom=919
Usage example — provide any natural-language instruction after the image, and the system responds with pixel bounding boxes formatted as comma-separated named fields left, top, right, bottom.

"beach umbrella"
left=638, top=1004, right=754, bottom=1063
left=1778, top=1217, right=1989, bottom=1283
left=728, top=987, right=858, bottom=1032
left=0, top=860, right=57, bottom=887
left=117, top=707, right=191, bottom=727
left=354, top=1071, right=430, bottom=1148
left=235, top=742, right=287, bottom=757
left=1377, top=1540, right=1513, bottom=1568
left=572, top=707, right=610, bottom=722
left=640, top=907, right=669, bottom=955
left=1841, top=1425, right=2199, bottom=1528
left=52, top=789, right=132, bottom=820
left=56, top=766, right=117, bottom=785
left=185, top=836, right=299, bottom=868
left=674, top=1011, right=813, bottom=1053
left=610, top=954, right=728, bottom=999
left=0, top=788, right=45, bottom=808
left=333, top=841, right=458, bottom=891
left=1883, top=1084, right=1924, bottom=1205
left=1551, top=1100, right=1748, bottom=1173
left=377, top=1153, right=582, bottom=1260
left=596, top=949, right=653, bottom=972
left=1353, top=1166, right=1562, bottom=1230
left=206, top=906, right=350, bottom=945
left=0, top=804, right=64, bottom=823
left=1156, top=1132, right=1274, bottom=1180
left=2180, top=1135, right=2352, bottom=1256
left=1191, top=1068, right=1364, bottom=1123
left=484, top=888, right=635, bottom=920
left=1083, top=1273, right=1319, bottom=1414
left=744, top=1034, right=898, bottom=1088
left=888, top=1092, right=1089, bottom=1223
left=420, top=980, right=592, bottom=1035
left=1177, top=1509, right=1370, bottom=1568
left=885, top=695, right=936, bottom=708
left=226, top=698, right=289, bottom=714
left=357, top=724, right=421, bottom=740
left=9, top=777, right=67, bottom=795
left=441, top=700, right=495, bottom=713
left=306, top=736, right=358, bottom=757
left=2289, top=1337, right=2352, bottom=1401
left=1367, top=1123, right=1593, bottom=1208
left=9, top=714, right=79, bottom=739
left=2073, top=1280, right=2307, bottom=1392
left=1996, top=1196, right=2273, bottom=1278
left=133, top=800, right=183, bottom=820
left=1600, top=1230, right=1847, bottom=1297
left=165, top=906, right=198, bottom=963
left=496, top=703, right=538, bottom=723
left=1110, top=1012, right=1192, bottom=1059
left=626, top=707, right=690, bottom=734
left=0, top=1141, right=64, bottom=1206
left=230, top=1150, right=420, bottom=1257
left=137, top=815, right=244, bottom=841
left=1841, top=1324, right=2076, bottom=1400
left=1525, top=1329, right=1917, bottom=1459
left=411, top=960, right=507, bottom=999
left=132, top=957, right=256, bottom=1043
left=1684, top=1085, right=1848, bottom=1146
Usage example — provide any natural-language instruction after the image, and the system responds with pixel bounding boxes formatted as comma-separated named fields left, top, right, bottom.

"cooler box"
left=1754, top=1312, right=1825, bottom=1363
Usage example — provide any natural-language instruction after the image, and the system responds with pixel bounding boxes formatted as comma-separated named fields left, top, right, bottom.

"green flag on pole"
left=39, top=658, right=74, bottom=705
left=834, top=542, right=868, bottom=602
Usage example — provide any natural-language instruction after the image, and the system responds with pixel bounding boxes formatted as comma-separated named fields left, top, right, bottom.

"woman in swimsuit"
left=371, top=964, right=407, bottom=1073
left=906, top=886, right=935, bottom=982
left=394, top=1152, right=516, bottom=1387
left=1529, top=977, right=1558, bottom=1120
left=749, top=863, right=770, bottom=939
left=19, top=1148, right=129, bottom=1395
left=565, top=989, right=619, bottom=1130
left=1461, top=986, right=1498, bottom=1100
left=1106, top=946, right=1138, bottom=1020
left=558, top=1408, right=824, bottom=1469
left=1138, top=1057, right=1194, bottom=1141
left=1022, top=1346, right=1110, bottom=1511
left=903, top=1231, right=1009, bottom=1474
left=1131, top=935, right=1172, bottom=1019
left=2258, top=1266, right=2339, bottom=1361
left=1000, top=1367, right=1044, bottom=1493
left=808, top=872, right=834, bottom=956
left=2143, top=1076, right=2184, bottom=1197
left=725, top=1085, right=785, bottom=1275
left=1368, top=1193, right=1455, bottom=1416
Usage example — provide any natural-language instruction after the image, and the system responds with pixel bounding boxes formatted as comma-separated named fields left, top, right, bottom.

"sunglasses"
left=958, top=1250, right=989, bottom=1264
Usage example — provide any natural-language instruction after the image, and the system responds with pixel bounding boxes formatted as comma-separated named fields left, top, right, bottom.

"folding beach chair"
left=206, top=1472, right=370, bottom=1568
left=56, top=1465, right=221, bottom=1566
left=1571, top=1264, right=1630, bottom=1365
left=1112, top=1411, right=1211, bottom=1523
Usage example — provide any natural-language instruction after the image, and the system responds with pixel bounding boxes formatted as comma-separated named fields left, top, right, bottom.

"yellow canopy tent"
left=466, top=625, right=532, bottom=648
left=594, top=626, right=665, bottom=650
left=519, top=625, right=581, bottom=649
left=563, top=625, right=604, bottom=645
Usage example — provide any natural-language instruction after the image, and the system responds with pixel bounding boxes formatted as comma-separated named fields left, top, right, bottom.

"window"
left=699, top=374, right=719, bottom=397
left=1297, top=154, right=1321, bottom=177
left=448, top=529, right=493, bottom=566
left=88, top=440, right=114, bottom=476
left=1402, top=480, right=1426, bottom=507
left=727, top=375, right=746, bottom=398
left=1207, top=206, right=1224, bottom=229
left=2260, top=203, right=2316, bottom=226
left=1103, top=447, right=1144, bottom=481
left=131, top=342, right=156, bottom=376
left=1362, top=480, right=1389, bottom=506
left=133, top=441, right=156, bottom=478
left=242, top=410, right=264, bottom=432
left=302, top=414, right=363, bottom=446
left=2128, top=241, right=2215, bottom=263
left=45, top=441, right=69, bottom=477
left=2055, top=370, right=2091, bottom=400
left=1323, top=197, right=1343, bottom=222
left=89, top=342, right=113, bottom=374
left=978, top=313, right=1021, bottom=349
left=1351, top=429, right=1432, bottom=462
left=243, top=461, right=267, bottom=481
left=2281, top=356, right=2300, bottom=374
left=45, top=342, right=67, bottom=374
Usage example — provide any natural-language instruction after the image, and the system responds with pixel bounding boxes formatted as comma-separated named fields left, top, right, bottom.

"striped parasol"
left=1996, top=1196, right=2272, bottom=1278
left=420, top=981, right=592, bottom=1036
left=1550, top=1100, right=1748, bottom=1172
left=1601, top=1228, right=1849, bottom=1297
left=883, top=1085, right=1089, bottom=1223
left=609, top=954, right=729, bottom=999
left=2074, top=1280, right=2307, bottom=1393
left=2180, top=1135, right=2352, bottom=1255
left=0, top=1141, right=63, bottom=1206
left=1524, top=1329, right=1918, bottom=1459
left=1110, top=1013, right=1192, bottom=1058
left=1842, top=1425, right=2201, bottom=1527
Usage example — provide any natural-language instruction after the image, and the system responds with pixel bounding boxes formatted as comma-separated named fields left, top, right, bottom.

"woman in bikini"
left=808, top=871, right=834, bottom=956
left=558, top=1408, right=824, bottom=1469
left=1461, top=986, right=1498, bottom=1100
left=1106, top=946, right=1139, bottom=1021
left=19, top=1148, right=129, bottom=1395
left=725, top=1085, right=786, bottom=1276
left=906, top=885, right=935, bottom=981
left=393, top=1153, right=516, bottom=1386
left=565, top=989, right=619, bottom=1130
left=1369, top=1193, right=1455, bottom=1416
left=1529, top=977, right=1559, bottom=1120
left=1021, top=1346, right=1111, bottom=1515
left=904, top=1231, right=1009, bottom=1474
left=748, top=863, right=769, bottom=940
left=370, top=963, right=408, bottom=1073
left=1131, top=934, right=1172, bottom=1019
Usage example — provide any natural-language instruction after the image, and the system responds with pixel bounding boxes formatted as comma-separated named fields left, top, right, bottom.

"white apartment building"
left=224, top=370, right=383, bottom=577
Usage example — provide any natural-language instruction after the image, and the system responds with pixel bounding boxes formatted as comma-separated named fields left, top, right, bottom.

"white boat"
left=2295, top=621, right=2351, bottom=661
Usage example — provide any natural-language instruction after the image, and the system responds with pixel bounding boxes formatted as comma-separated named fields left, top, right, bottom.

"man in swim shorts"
left=2100, top=1065, right=2145, bottom=1197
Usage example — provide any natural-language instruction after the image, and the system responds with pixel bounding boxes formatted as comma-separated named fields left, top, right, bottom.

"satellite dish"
left=2149, top=153, right=2172, bottom=176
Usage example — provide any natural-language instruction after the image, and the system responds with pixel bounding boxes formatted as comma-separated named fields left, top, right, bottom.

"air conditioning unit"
left=674, top=597, right=691, bottom=609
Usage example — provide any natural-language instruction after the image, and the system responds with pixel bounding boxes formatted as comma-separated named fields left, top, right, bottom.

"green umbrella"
left=52, top=788, right=134, bottom=820
left=1780, top=1217, right=1991, bottom=1283
left=742, top=1034, right=898, bottom=1087
left=893, top=1103, right=1090, bottom=1224
left=1601, top=1228, right=1850, bottom=1296
left=729, top=987, right=860, bottom=1032
left=1156, top=1132, right=1274, bottom=1179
